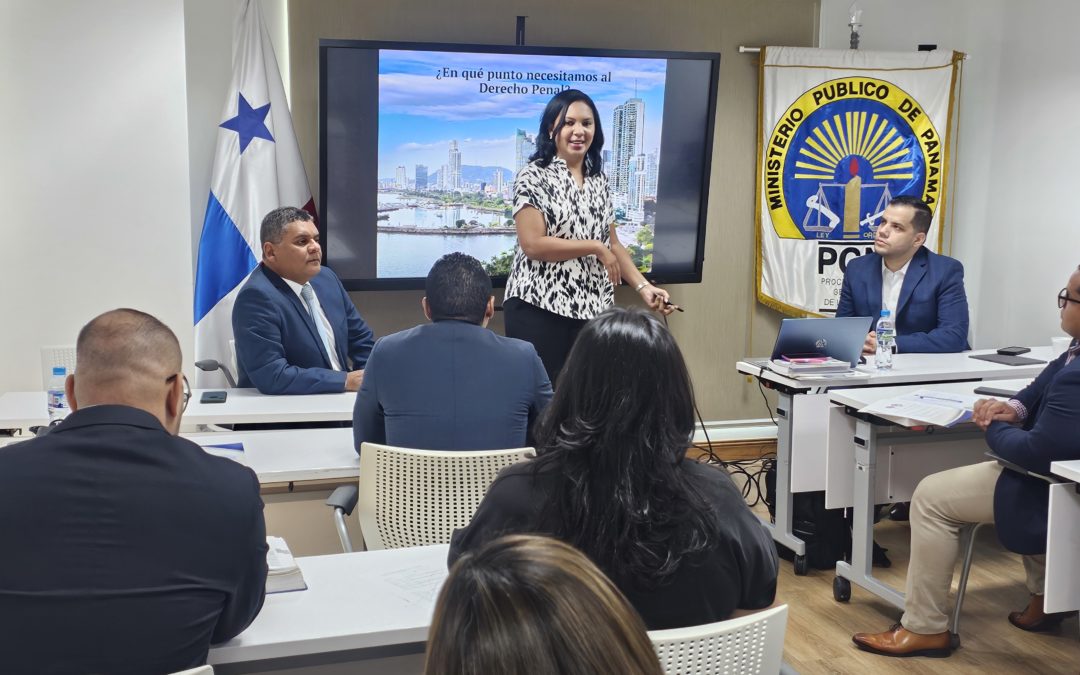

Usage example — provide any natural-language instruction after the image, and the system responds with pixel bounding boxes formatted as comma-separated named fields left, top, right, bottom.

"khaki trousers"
left=901, top=461, right=1045, bottom=634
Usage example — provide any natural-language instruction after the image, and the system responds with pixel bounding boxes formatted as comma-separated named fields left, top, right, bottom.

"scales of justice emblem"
left=765, top=77, right=939, bottom=242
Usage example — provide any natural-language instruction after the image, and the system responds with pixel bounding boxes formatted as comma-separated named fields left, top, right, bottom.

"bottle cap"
left=52, top=367, right=66, bottom=376
left=879, top=309, right=890, bottom=317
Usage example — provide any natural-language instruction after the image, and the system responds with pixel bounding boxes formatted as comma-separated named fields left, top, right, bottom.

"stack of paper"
left=858, top=390, right=981, bottom=428
left=266, top=536, right=307, bottom=594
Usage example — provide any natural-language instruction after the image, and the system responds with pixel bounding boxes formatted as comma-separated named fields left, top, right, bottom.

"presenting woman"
left=504, top=89, right=676, bottom=384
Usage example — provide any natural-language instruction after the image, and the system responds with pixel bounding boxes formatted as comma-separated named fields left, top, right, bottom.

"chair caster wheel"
left=794, top=554, right=809, bottom=576
left=833, top=576, right=851, bottom=602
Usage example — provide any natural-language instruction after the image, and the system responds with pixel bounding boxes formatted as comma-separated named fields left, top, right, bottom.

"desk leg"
left=835, top=419, right=905, bottom=609
left=761, top=391, right=808, bottom=573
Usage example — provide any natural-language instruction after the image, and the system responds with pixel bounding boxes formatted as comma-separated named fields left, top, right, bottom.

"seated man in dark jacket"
left=837, top=195, right=970, bottom=354
left=0, top=309, right=268, bottom=674
left=853, top=265, right=1080, bottom=658
left=353, top=253, right=552, bottom=453
left=233, top=206, right=375, bottom=394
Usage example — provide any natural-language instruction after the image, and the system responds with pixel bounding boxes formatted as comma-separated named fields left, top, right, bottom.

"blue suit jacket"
left=233, top=264, right=374, bottom=395
left=836, top=247, right=969, bottom=353
left=353, top=320, right=553, bottom=453
left=989, top=348, right=1080, bottom=554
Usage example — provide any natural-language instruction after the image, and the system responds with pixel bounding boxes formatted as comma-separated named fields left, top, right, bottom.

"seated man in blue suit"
left=353, top=252, right=553, bottom=454
left=837, top=195, right=969, bottom=354
left=853, top=266, right=1080, bottom=658
left=233, top=206, right=374, bottom=395
left=0, top=309, right=267, bottom=673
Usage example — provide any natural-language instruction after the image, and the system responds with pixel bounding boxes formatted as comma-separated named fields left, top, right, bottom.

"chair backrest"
left=358, top=442, right=534, bottom=550
left=649, top=605, right=788, bottom=675
left=40, top=345, right=77, bottom=389
left=228, top=339, right=238, bottom=384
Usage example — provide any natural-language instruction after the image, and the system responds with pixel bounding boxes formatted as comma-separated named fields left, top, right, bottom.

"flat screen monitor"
left=320, top=40, right=720, bottom=290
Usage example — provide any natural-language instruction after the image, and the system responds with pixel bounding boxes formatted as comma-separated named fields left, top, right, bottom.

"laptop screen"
left=770, top=317, right=874, bottom=366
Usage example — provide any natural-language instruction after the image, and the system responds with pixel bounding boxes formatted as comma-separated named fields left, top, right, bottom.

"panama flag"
left=193, top=0, right=315, bottom=387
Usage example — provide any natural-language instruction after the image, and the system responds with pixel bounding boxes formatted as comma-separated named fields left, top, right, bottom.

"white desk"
left=184, top=428, right=359, bottom=485
left=1047, top=460, right=1080, bottom=615
left=827, top=379, right=1033, bottom=609
left=0, top=388, right=356, bottom=430
left=208, top=545, right=448, bottom=672
left=184, top=428, right=362, bottom=557
left=736, top=347, right=1051, bottom=574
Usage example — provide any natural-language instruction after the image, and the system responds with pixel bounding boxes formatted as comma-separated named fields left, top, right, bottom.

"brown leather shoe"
left=852, top=623, right=953, bottom=657
left=1008, top=594, right=1077, bottom=632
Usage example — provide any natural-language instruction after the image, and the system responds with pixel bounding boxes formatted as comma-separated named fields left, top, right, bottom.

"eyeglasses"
left=1058, top=288, right=1080, bottom=310
left=166, top=374, right=191, bottom=412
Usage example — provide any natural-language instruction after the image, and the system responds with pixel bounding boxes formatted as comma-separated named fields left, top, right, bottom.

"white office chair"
left=327, top=443, right=534, bottom=552
left=228, top=339, right=238, bottom=383
left=40, top=345, right=77, bottom=388
left=168, top=666, right=213, bottom=675
left=649, top=605, right=789, bottom=675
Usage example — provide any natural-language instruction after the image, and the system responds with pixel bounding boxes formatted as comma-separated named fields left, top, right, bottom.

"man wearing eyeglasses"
left=0, top=309, right=268, bottom=673
left=853, top=266, right=1080, bottom=658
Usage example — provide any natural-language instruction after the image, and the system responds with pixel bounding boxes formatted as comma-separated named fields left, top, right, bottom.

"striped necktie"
left=300, top=283, right=335, bottom=367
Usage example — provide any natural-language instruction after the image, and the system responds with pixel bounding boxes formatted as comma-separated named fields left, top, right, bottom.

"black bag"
left=765, top=465, right=852, bottom=570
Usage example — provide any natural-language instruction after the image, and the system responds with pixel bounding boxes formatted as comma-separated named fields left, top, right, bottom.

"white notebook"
left=266, top=536, right=307, bottom=594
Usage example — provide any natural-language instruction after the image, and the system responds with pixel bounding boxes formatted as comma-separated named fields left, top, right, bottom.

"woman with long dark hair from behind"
left=503, top=89, right=676, bottom=386
left=425, top=534, right=662, bottom=675
left=449, top=307, right=778, bottom=630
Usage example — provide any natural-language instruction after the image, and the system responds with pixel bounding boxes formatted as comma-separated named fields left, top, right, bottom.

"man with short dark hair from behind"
left=233, top=205, right=375, bottom=395
left=837, top=195, right=970, bottom=355
left=353, top=252, right=553, bottom=454
left=0, top=309, right=268, bottom=674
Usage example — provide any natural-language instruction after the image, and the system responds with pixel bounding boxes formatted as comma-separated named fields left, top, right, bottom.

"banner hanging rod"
left=738, top=45, right=970, bottom=58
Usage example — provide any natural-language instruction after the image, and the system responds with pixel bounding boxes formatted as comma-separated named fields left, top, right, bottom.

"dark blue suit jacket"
left=0, top=405, right=267, bottom=674
left=836, top=247, right=969, bottom=353
left=353, top=320, right=553, bottom=453
left=233, top=264, right=374, bottom=395
left=990, top=348, right=1080, bottom=554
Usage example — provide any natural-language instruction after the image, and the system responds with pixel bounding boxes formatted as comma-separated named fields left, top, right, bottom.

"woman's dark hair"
left=528, top=89, right=604, bottom=177
left=424, top=534, right=663, bottom=675
left=531, top=306, right=716, bottom=587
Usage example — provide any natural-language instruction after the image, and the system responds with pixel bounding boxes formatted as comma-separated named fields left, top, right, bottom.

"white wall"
left=0, top=1, right=195, bottom=394
left=819, top=0, right=1078, bottom=348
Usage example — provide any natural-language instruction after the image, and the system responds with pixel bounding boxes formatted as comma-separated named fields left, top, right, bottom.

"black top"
left=0, top=405, right=268, bottom=674
left=449, top=459, right=778, bottom=630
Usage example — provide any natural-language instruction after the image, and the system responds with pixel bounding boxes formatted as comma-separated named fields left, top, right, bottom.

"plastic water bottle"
left=47, top=366, right=69, bottom=422
left=875, top=310, right=895, bottom=370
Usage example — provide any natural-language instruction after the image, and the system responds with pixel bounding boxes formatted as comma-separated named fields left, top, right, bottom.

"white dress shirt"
left=881, top=258, right=911, bottom=317
left=281, top=277, right=343, bottom=371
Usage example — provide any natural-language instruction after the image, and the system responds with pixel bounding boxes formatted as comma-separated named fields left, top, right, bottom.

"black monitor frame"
left=318, top=39, right=720, bottom=291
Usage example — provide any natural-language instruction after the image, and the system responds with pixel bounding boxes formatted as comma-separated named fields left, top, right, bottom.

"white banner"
left=755, top=47, right=962, bottom=315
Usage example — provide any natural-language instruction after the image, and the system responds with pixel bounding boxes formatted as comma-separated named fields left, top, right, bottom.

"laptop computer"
left=746, top=316, right=874, bottom=368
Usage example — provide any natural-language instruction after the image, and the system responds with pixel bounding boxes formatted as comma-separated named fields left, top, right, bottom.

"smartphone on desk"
left=200, top=390, right=228, bottom=404
left=996, top=346, right=1030, bottom=356
left=972, top=386, right=1019, bottom=398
